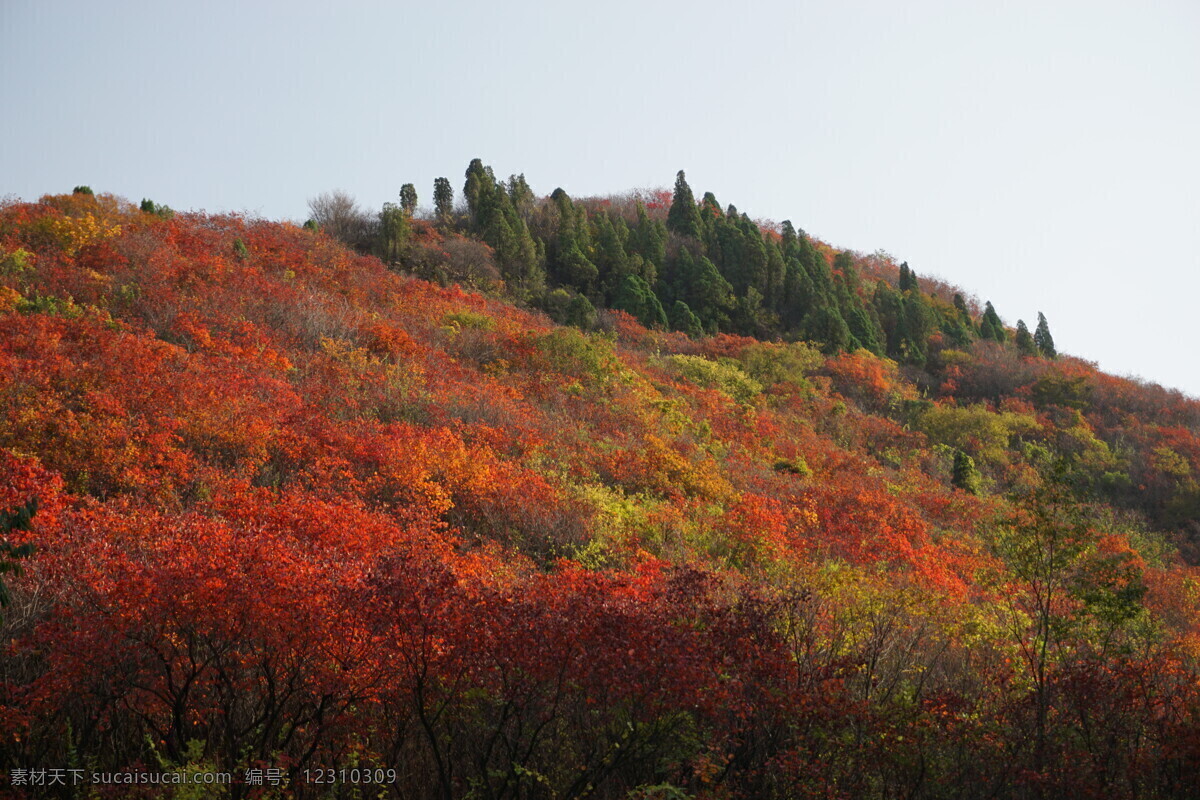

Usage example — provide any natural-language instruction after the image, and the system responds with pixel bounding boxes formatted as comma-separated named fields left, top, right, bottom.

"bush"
left=664, top=354, right=762, bottom=405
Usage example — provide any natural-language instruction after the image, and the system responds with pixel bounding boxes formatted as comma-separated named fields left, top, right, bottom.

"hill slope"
left=1, top=189, right=1199, bottom=799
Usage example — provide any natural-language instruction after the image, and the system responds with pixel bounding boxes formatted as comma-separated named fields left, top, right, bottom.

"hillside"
left=1, top=184, right=1199, bottom=799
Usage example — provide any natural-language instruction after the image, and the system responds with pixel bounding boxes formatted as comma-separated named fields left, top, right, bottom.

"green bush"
left=664, top=354, right=762, bottom=404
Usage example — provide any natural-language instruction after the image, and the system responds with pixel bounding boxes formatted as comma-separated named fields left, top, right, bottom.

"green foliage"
left=737, top=341, right=821, bottom=390
left=443, top=310, right=496, bottom=331
left=399, top=183, right=418, bottom=214
left=666, top=249, right=734, bottom=332
left=72, top=185, right=93, bottom=195
left=951, top=449, right=982, bottom=494
left=17, top=293, right=85, bottom=318
left=1034, top=311, right=1057, bottom=358
left=140, top=198, right=174, bottom=218
left=773, top=456, right=812, bottom=477
left=377, top=201, right=410, bottom=263
left=1032, top=373, right=1092, bottom=410
left=613, top=274, right=668, bottom=328
left=433, top=176, right=454, bottom=223
left=666, top=170, right=701, bottom=239
left=979, top=300, right=1006, bottom=342
left=664, top=354, right=762, bottom=404
left=232, top=237, right=250, bottom=260
left=534, top=327, right=618, bottom=381
left=918, top=402, right=1038, bottom=469
left=465, top=160, right=544, bottom=294
left=1015, top=319, right=1037, bottom=356
left=0, top=498, right=37, bottom=614
left=0, top=248, right=34, bottom=276
left=668, top=300, right=703, bottom=337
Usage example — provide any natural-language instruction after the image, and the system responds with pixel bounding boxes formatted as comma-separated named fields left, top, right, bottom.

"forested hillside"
left=1, top=179, right=1198, bottom=799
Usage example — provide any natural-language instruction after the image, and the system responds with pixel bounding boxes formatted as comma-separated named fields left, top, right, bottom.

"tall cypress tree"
left=631, top=201, right=667, bottom=271
left=980, top=301, right=1006, bottom=343
left=1015, top=319, right=1037, bottom=356
left=1034, top=311, right=1057, bottom=358
left=666, top=170, right=702, bottom=240
left=433, top=177, right=453, bottom=224
left=399, top=184, right=418, bottom=215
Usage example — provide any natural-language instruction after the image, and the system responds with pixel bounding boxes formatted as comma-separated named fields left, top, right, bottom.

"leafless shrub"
left=307, top=191, right=376, bottom=251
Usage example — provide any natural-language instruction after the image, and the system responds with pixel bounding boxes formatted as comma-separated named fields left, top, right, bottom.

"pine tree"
left=433, top=177, right=453, bottom=224
left=399, top=184, right=418, bottom=215
left=1015, top=319, right=1037, bottom=356
left=1034, top=311, right=1057, bottom=358
left=666, top=170, right=702, bottom=240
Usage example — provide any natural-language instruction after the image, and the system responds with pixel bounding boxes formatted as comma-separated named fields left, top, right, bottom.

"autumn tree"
left=308, top=190, right=373, bottom=249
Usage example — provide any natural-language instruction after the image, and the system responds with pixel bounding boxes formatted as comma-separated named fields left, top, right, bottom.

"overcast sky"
left=3, top=0, right=1198, bottom=396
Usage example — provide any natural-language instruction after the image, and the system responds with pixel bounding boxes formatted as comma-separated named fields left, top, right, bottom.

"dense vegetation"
left=0, top=180, right=1198, bottom=799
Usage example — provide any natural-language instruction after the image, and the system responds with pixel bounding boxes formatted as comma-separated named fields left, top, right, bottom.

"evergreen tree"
left=953, top=293, right=970, bottom=318
left=548, top=188, right=599, bottom=295
left=377, top=202, right=410, bottom=263
left=900, top=289, right=936, bottom=364
left=613, top=275, right=668, bottom=327
left=669, top=300, right=704, bottom=337
left=399, top=184, right=418, bottom=215
left=564, top=294, right=598, bottom=330
left=834, top=251, right=861, bottom=295
left=433, top=177, right=454, bottom=224
left=630, top=202, right=666, bottom=270
left=593, top=212, right=631, bottom=300
left=666, top=170, right=702, bottom=240
left=764, top=239, right=785, bottom=313
left=463, top=158, right=496, bottom=229
left=804, top=305, right=853, bottom=354
left=1015, top=319, right=1037, bottom=356
left=898, top=261, right=918, bottom=292
left=980, top=301, right=1006, bottom=343
left=670, top=248, right=734, bottom=332
left=952, top=450, right=982, bottom=494
left=506, top=174, right=534, bottom=218
left=1034, top=311, right=1057, bottom=358
left=872, top=280, right=906, bottom=357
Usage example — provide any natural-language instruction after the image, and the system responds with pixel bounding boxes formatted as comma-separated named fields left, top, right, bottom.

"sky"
left=3, top=0, right=1198, bottom=396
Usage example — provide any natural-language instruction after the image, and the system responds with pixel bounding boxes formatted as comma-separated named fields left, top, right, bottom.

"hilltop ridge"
left=0, top=184, right=1198, bottom=798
